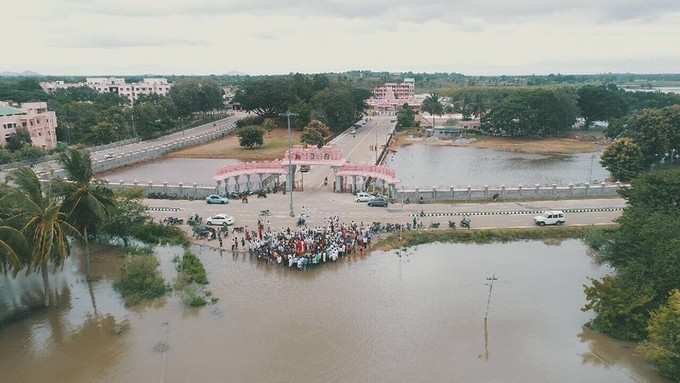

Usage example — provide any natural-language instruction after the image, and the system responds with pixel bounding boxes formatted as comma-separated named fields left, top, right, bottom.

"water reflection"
left=390, top=144, right=610, bottom=187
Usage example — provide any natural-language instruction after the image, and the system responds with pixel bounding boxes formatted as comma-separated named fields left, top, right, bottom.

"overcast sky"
left=5, top=0, right=680, bottom=75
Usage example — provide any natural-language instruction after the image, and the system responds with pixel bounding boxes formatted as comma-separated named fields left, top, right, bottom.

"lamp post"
left=280, top=111, right=298, bottom=217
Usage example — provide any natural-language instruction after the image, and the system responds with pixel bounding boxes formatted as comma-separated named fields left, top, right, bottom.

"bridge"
left=213, top=145, right=399, bottom=195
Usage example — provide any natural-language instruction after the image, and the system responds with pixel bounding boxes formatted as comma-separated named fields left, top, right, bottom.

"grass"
left=168, top=127, right=302, bottom=161
left=114, top=254, right=169, bottom=306
left=470, top=136, right=599, bottom=155
left=372, top=225, right=618, bottom=251
left=174, top=249, right=215, bottom=308
left=176, top=250, right=208, bottom=285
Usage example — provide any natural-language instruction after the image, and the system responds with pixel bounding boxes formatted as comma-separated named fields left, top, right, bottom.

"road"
left=9, top=112, right=247, bottom=178
left=302, top=115, right=396, bottom=191
left=145, top=194, right=624, bottom=240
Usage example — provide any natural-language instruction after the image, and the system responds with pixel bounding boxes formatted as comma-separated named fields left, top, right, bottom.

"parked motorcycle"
left=460, top=217, right=471, bottom=230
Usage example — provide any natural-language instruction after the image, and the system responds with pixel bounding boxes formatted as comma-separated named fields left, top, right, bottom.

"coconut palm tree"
left=422, top=92, right=444, bottom=129
left=0, top=224, right=27, bottom=274
left=55, top=149, right=114, bottom=278
left=6, top=167, right=81, bottom=306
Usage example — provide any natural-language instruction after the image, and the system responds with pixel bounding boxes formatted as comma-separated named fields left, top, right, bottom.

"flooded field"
left=0, top=240, right=667, bottom=383
left=389, top=144, right=610, bottom=187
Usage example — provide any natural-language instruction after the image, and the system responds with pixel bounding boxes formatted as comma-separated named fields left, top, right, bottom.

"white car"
left=206, top=194, right=229, bottom=204
left=534, top=210, right=566, bottom=226
left=206, top=214, right=235, bottom=226
left=355, top=192, right=375, bottom=203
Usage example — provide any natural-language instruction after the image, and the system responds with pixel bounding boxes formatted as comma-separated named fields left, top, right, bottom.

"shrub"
left=114, top=255, right=168, bottom=306
left=237, top=125, right=264, bottom=149
left=131, top=222, right=189, bottom=246
left=176, top=250, right=208, bottom=285
left=180, top=284, right=208, bottom=307
left=638, top=290, right=680, bottom=380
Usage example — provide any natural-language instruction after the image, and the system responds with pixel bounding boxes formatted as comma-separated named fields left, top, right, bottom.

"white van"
left=534, top=211, right=566, bottom=226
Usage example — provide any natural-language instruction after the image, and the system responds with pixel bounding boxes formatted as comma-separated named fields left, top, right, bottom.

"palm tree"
left=0, top=224, right=27, bottom=274
left=56, top=149, right=114, bottom=278
left=6, top=167, right=81, bottom=306
left=422, top=92, right=444, bottom=129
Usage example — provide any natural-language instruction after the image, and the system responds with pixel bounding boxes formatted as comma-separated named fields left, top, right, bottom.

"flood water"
left=0, top=240, right=667, bottom=383
left=389, top=144, right=610, bottom=188
left=99, top=157, right=240, bottom=186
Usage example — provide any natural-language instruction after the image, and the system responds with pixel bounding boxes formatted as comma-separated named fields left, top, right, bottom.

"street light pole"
left=280, top=111, right=298, bottom=217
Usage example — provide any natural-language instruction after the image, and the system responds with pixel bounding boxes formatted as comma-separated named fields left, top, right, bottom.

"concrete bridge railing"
left=395, top=182, right=627, bottom=202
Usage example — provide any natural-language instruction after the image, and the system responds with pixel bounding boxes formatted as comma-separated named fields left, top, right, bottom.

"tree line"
left=583, top=168, right=680, bottom=381
left=232, top=74, right=370, bottom=134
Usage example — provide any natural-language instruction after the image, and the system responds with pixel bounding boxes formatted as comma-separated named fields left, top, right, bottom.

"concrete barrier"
left=395, top=183, right=627, bottom=203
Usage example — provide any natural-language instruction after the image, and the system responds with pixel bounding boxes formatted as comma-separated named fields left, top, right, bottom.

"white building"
left=40, top=77, right=172, bottom=103
left=0, top=101, right=57, bottom=150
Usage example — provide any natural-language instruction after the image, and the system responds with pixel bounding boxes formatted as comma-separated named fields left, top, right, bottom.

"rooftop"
left=0, top=105, right=25, bottom=117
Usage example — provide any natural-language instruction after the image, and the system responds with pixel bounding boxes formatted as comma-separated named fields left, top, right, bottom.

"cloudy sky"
left=5, top=0, right=680, bottom=75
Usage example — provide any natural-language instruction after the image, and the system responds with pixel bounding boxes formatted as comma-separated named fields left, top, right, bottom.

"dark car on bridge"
left=368, top=197, right=388, bottom=208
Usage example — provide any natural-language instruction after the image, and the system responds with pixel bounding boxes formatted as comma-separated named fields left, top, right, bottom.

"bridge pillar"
left=335, top=175, right=342, bottom=192
left=234, top=176, right=240, bottom=193
left=352, top=175, right=358, bottom=194
left=246, top=175, right=251, bottom=192
left=215, top=180, right=221, bottom=194
left=258, top=174, right=264, bottom=190
left=223, top=178, right=229, bottom=194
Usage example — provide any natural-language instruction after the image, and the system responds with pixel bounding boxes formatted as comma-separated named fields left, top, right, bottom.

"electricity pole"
left=280, top=111, right=298, bottom=217
left=482, top=274, right=499, bottom=361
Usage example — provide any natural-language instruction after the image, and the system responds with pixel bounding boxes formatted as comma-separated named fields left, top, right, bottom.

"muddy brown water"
left=389, top=144, right=610, bottom=188
left=0, top=240, right=668, bottom=382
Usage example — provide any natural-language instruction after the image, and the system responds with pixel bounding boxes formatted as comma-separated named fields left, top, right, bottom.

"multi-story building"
left=0, top=101, right=58, bottom=150
left=372, top=78, right=415, bottom=99
left=367, top=78, right=421, bottom=112
left=40, top=78, right=172, bottom=104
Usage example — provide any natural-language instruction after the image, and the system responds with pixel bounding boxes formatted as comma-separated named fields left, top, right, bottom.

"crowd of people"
left=239, top=217, right=375, bottom=270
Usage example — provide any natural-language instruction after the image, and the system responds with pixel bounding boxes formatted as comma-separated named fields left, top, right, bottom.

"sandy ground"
left=168, top=128, right=302, bottom=161
left=390, top=130, right=600, bottom=155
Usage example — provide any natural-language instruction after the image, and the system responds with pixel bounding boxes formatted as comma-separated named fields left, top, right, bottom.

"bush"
left=237, top=125, right=264, bottom=149
left=131, top=222, right=189, bottom=246
left=114, top=255, right=168, bottom=306
left=638, top=290, right=680, bottom=380
left=176, top=250, right=208, bottom=285
left=180, top=284, right=208, bottom=307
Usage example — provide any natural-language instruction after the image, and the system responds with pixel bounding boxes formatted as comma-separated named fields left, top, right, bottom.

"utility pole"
left=280, top=111, right=298, bottom=217
left=130, top=98, right=137, bottom=138
left=482, top=274, right=499, bottom=361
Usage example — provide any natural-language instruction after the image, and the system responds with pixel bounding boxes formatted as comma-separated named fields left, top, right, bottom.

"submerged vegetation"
left=372, top=225, right=614, bottom=251
left=114, top=253, right=168, bottom=306
left=175, top=250, right=213, bottom=307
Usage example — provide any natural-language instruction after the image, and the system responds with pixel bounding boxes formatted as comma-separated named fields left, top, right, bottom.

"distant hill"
left=0, top=70, right=42, bottom=77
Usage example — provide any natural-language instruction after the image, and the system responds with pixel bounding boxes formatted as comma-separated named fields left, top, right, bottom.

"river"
left=389, top=144, right=610, bottom=188
left=0, top=240, right=667, bottom=382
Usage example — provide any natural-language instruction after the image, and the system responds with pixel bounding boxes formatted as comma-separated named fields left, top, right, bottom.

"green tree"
left=262, top=118, right=278, bottom=133
left=311, top=85, right=358, bottom=133
left=55, top=149, right=115, bottom=277
left=396, top=103, right=415, bottom=130
left=0, top=223, right=28, bottom=273
left=237, top=126, right=264, bottom=149
left=600, top=138, right=645, bottom=181
left=101, top=189, right=148, bottom=248
left=5, top=167, right=81, bottom=306
left=301, top=120, right=331, bottom=148
left=6, top=129, right=32, bottom=151
left=638, top=290, right=680, bottom=380
left=614, top=107, right=680, bottom=169
left=422, top=92, right=444, bottom=128
left=232, top=77, right=295, bottom=117
left=577, top=85, right=628, bottom=128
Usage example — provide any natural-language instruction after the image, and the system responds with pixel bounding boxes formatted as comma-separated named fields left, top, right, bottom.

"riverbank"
left=168, top=128, right=302, bottom=161
left=372, top=225, right=617, bottom=251
left=389, top=128, right=602, bottom=155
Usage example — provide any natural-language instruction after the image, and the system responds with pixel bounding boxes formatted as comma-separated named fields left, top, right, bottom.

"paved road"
left=16, top=112, right=247, bottom=177
left=146, top=194, right=624, bottom=239
left=302, top=115, right=396, bottom=191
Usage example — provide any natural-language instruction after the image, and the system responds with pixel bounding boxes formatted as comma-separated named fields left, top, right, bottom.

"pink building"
left=372, top=78, right=415, bottom=99
left=0, top=101, right=57, bottom=150
left=367, top=78, right=422, bottom=112
left=40, top=78, right=172, bottom=104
